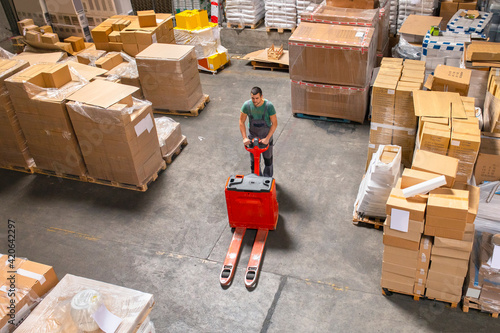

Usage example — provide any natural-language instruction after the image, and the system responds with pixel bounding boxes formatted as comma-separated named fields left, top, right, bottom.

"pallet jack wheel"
left=221, top=269, right=231, bottom=279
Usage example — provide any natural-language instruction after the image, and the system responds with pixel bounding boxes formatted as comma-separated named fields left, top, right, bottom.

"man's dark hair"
left=251, top=87, right=262, bottom=96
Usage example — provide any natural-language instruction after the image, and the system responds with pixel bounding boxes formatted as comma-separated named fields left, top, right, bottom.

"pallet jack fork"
left=220, top=138, right=278, bottom=288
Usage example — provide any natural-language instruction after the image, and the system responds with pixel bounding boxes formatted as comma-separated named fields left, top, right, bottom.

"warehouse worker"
left=239, top=87, right=278, bottom=177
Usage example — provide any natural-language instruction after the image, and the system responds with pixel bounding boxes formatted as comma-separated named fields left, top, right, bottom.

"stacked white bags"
left=265, top=0, right=297, bottom=28
left=354, top=145, right=402, bottom=218
left=226, top=0, right=266, bottom=26
left=397, top=0, right=438, bottom=31
left=389, top=0, right=398, bottom=35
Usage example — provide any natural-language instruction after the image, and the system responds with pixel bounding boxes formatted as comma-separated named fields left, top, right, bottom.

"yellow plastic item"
left=175, top=9, right=211, bottom=30
left=207, top=53, right=221, bottom=70
left=218, top=52, right=229, bottom=66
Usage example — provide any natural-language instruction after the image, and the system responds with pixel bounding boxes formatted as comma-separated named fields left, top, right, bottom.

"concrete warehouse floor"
left=1, top=59, right=499, bottom=332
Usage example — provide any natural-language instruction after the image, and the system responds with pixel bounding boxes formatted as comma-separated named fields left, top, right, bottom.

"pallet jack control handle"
left=245, top=138, right=269, bottom=177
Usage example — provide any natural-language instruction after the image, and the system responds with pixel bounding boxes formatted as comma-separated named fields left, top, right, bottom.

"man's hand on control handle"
left=261, top=137, right=270, bottom=145
left=243, top=138, right=251, bottom=146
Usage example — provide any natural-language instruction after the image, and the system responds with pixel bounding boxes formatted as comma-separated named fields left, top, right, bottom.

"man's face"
left=251, top=93, right=263, bottom=107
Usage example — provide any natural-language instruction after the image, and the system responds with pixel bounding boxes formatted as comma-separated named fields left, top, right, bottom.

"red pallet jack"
left=220, top=138, right=279, bottom=288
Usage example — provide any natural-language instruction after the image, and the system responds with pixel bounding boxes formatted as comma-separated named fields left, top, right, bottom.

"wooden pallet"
left=383, top=288, right=458, bottom=308
left=266, top=26, right=296, bottom=34
left=293, top=113, right=352, bottom=123
left=251, top=61, right=288, bottom=72
left=163, top=136, right=188, bottom=164
left=33, top=167, right=87, bottom=182
left=352, top=211, right=385, bottom=230
left=153, top=94, right=210, bottom=117
left=463, top=297, right=500, bottom=318
left=0, top=164, right=34, bottom=174
left=86, top=161, right=167, bottom=192
left=227, top=19, right=263, bottom=29
left=199, top=61, right=231, bottom=74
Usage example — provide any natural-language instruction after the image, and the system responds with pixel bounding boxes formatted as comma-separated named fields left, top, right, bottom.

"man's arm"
left=262, top=114, right=277, bottom=145
left=239, top=112, right=251, bottom=146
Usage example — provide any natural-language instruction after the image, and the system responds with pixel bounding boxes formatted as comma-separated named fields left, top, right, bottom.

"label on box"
left=135, top=114, right=154, bottom=137
left=390, top=208, right=410, bottom=232
left=355, top=32, right=365, bottom=38
left=92, top=304, right=122, bottom=333
left=388, top=90, right=395, bottom=95
left=17, top=268, right=46, bottom=285
left=423, top=238, right=430, bottom=250
left=152, top=33, right=157, bottom=43
left=466, top=288, right=481, bottom=299
left=451, top=140, right=460, bottom=146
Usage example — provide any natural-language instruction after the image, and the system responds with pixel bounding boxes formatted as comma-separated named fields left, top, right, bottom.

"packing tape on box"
left=291, top=80, right=367, bottom=91
left=370, top=122, right=416, bottom=135
left=420, top=253, right=427, bottom=263
left=17, top=268, right=46, bottom=285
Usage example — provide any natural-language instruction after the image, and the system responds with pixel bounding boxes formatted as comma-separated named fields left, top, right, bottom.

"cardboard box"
left=40, top=64, right=72, bottom=89
left=25, top=30, right=41, bottom=43
left=41, top=33, right=59, bottom=44
left=430, top=256, right=468, bottom=277
left=412, top=150, right=459, bottom=187
left=474, top=133, right=500, bottom=184
left=91, top=25, right=113, bottom=43
left=64, top=36, right=85, bottom=52
left=432, top=237, right=473, bottom=260
left=413, top=91, right=467, bottom=119
left=424, top=224, right=465, bottom=240
left=430, top=65, right=472, bottom=96
left=40, top=25, right=53, bottom=34
left=425, top=278, right=463, bottom=295
left=325, top=0, right=378, bottom=8
left=383, top=233, right=421, bottom=251
left=382, top=261, right=416, bottom=278
left=394, top=81, right=420, bottom=128
left=399, top=15, right=443, bottom=44
left=381, top=271, right=415, bottom=294
left=17, top=18, right=34, bottom=33
left=401, top=169, right=442, bottom=189
left=95, top=53, right=123, bottom=71
left=291, top=80, right=368, bottom=123
left=138, top=10, right=157, bottom=28
left=289, top=23, right=376, bottom=87
left=384, top=216, right=424, bottom=242
left=425, top=288, right=461, bottom=303
left=55, top=42, right=74, bottom=54
left=385, top=187, right=427, bottom=222
left=427, top=188, right=469, bottom=220
left=419, top=122, right=451, bottom=155
left=383, top=245, right=419, bottom=267
left=452, top=183, right=479, bottom=223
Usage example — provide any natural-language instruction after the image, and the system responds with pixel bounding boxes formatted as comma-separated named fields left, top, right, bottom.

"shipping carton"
left=474, top=133, right=500, bottom=184
left=384, top=215, right=424, bottom=242
left=399, top=15, right=443, bottom=44
left=430, top=255, right=469, bottom=276
left=41, top=33, right=59, bottom=44
left=425, top=288, right=461, bottom=303
left=289, top=23, right=376, bottom=87
left=382, top=261, right=416, bottom=278
left=326, top=0, right=378, bottom=8
left=138, top=10, right=157, bottom=28
left=386, top=187, right=427, bottom=222
left=430, top=65, right=472, bottom=96
left=383, top=245, right=419, bottom=267
left=412, top=150, right=459, bottom=187
left=383, top=233, right=421, bottom=251
left=381, top=271, right=415, bottom=294
left=66, top=80, right=164, bottom=186
left=401, top=169, right=442, bottom=189
left=64, top=36, right=85, bottom=52
left=427, top=188, right=469, bottom=220
left=419, top=122, right=451, bottom=155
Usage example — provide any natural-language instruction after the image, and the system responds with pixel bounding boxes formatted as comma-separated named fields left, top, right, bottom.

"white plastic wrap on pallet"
left=354, top=145, right=402, bottom=218
left=447, top=9, right=492, bottom=39
left=396, top=0, right=438, bottom=31
left=265, top=0, right=297, bottom=28
left=226, top=0, right=266, bottom=25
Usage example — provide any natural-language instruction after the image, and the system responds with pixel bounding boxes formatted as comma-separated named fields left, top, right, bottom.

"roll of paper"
left=402, top=175, right=447, bottom=198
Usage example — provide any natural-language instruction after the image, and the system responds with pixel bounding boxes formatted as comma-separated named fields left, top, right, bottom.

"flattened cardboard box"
left=289, top=22, right=376, bottom=88
left=291, top=80, right=368, bottom=123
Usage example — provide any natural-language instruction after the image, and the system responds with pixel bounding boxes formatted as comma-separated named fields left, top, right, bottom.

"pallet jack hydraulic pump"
left=220, top=138, right=279, bottom=288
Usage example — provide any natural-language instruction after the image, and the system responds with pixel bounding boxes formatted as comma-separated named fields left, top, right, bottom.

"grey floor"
left=1, top=59, right=499, bottom=332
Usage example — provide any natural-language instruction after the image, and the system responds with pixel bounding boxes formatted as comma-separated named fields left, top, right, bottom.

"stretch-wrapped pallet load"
left=105, top=52, right=144, bottom=99
left=397, top=0, right=438, bottom=31
left=0, top=58, right=34, bottom=171
left=16, top=274, right=155, bottom=332
left=226, top=0, right=266, bottom=27
left=155, top=117, right=185, bottom=158
left=484, top=68, right=500, bottom=134
left=4, top=64, right=89, bottom=177
left=465, top=181, right=500, bottom=314
left=0, top=256, right=58, bottom=332
left=354, top=145, right=402, bottom=218
left=289, top=22, right=376, bottom=122
left=265, top=0, right=297, bottom=29
left=447, top=9, right=492, bottom=39
left=136, top=44, right=204, bottom=111
left=421, top=31, right=470, bottom=73
left=66, top=80, right=165, bottom=187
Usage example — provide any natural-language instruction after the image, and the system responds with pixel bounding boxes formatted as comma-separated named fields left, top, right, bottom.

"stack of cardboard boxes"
left=66, top=80, right=165, bottom=187
left=289, top=22, right=377, bottom=123
left=368, top=58, right=425, bottom=168
left=91, top=12, right=175, bottom=56
left=4, top=63, right=88, bottom=177
left=136, top=44, right=205, bottom=112
left=0, top=256, right=58, bottom=332
left=0, top=59, right=33, bottom=171
left=381, top=148, right=480, bottom=303
left=45, top=0, right=92, bottom=41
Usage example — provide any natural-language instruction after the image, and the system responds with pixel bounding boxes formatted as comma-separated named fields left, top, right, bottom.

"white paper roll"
left=402, top=175, right=447, bottom=198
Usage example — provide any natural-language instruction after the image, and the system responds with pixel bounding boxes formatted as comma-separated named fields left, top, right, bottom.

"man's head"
left=251, top=87, right=263, bottom=107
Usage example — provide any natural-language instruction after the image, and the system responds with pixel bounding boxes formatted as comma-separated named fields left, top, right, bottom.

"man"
left=239, top=87, right=277, bottom=177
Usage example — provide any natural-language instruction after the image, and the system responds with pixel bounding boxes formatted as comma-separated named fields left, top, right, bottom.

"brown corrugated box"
left=291, top=80, right=368, bottom=123
left=412, top=149, right=459, bottom=187
left=394, top=81, right=420, bottom=128
left=382, top=261, right=416, bottom=278
left=384, top=215, right=424, bottom=242
left=419, top=122, right=451, bottom=155
left=383, top=245, right=418, bottom=267
left=427, top=188, right=469, bottom=220
left=371, top=75, right=398, bottom=124
left=385, top=187, right=427, bottom=222
left=427, top=65, right=472, bottom=96
left=383, top=233, right=421, bottom=251
left=452, top=183, right=480, bottom=223
left=136, top=44, right=204, bottom=111
left=66, top=80, right=164, bottom=185
left=399, top=15, right=443, bottom=44
left=474, top=133, right=500, bottom=184
left=426, top=288, right=461, bottom=303
left=401, top=169, right=443, bottom=189
left=326, top=0, right=378, bottom=8
left=381, top=271, right=415, bottom=294
left=4, top=63, right=88, bottom=176
left=289, top=22, right=376, bottom=87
